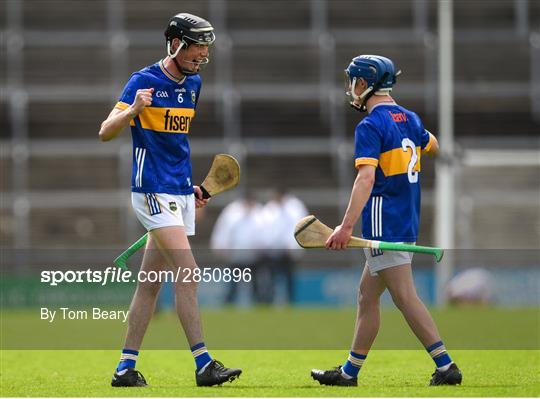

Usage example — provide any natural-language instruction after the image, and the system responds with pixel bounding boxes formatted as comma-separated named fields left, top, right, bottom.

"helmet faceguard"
left=344, top=55, right=401, bottom=112
left=164, top=13, right=215, bottom=76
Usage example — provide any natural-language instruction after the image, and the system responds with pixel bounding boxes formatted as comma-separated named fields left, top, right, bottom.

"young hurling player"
left=99, top=13, right=242, bottom=388
left=311, top=55, right=462, bottom=387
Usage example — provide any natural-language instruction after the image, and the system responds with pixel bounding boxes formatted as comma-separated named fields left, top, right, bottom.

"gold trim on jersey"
left=422, top=133, right=434, bottom=154
left=115, top=101, right=129, bottom=111
left=378, top=146, right=421, bottom=177
left=355, top=157, right=379, bottom=168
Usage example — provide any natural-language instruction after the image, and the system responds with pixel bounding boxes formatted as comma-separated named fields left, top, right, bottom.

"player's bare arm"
left=98, top=88, right=154, bottom=142
left=326, top=165, right=375, bottom=250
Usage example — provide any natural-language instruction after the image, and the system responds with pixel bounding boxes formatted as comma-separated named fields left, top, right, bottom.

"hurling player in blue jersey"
left=311, top=55, right=462, bottom=387
left=99, top=13, right=241, bottom=387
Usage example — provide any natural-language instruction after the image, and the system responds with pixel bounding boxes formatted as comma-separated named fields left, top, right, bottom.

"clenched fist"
left=130, top=88, right=154, bottom=116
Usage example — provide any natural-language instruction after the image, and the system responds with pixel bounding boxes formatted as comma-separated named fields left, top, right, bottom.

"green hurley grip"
left=113, top=233, right=149, bottom=269
left=377, top=242, right=444, bottom=262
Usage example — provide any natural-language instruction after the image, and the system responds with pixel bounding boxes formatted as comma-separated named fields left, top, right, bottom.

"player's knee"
left=389, top=288, right=417, bottom=311
left=358, top=290, right=380, bottom=310
left=174, top=277, right=199, bottom=293
left=137, top=279, right=162, bottom=297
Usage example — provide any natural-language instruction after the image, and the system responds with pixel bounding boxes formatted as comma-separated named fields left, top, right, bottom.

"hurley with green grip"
left=114, top=154, right=240, bottom=269
left=113, top=234, right=149, bottom=269
left=294, top=215, right=444, bottom=262
left=375, top=241, right=443, bottom=262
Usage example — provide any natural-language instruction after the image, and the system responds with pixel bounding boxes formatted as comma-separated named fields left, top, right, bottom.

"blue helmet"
left=345, top=55, right=401, bottom=111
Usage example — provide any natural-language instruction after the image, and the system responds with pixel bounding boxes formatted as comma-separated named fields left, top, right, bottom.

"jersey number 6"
left=401, top=138, right=419, bottom=183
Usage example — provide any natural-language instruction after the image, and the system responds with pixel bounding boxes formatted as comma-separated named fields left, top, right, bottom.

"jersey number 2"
left=401, top=138, right=418, bottom=183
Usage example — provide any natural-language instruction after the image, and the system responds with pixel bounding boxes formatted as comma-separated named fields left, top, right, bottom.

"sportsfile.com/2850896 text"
left=40, top=267, right=252, bottom=286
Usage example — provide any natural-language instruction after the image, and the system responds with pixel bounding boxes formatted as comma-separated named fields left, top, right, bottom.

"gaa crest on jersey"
left=191, top=90, right=196, bottom=103
left=169, top=201, right=178, bottom=212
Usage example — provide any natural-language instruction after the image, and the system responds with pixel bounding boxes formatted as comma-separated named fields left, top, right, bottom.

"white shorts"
left=363, top=243, right=415, bottom=276
left=131, top=192, right=195, bottom=235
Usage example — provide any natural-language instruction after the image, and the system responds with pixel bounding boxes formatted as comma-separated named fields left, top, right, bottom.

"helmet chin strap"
left=349, top=72, right=390, bottom=112
left=165, top=40, right=187, bottom=80
left=166, top=40, right=201, bottom=78
left=167, top=40, right=183, bottom=59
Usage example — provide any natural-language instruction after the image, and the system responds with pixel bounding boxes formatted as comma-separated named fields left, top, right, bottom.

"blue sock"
left=191, top=342, right=212, bottom=372
left=426, top=341, right=453, bottom=370
left=117, top=349, right=138, bottom=373
left=341, top=351, right=366, bottom=379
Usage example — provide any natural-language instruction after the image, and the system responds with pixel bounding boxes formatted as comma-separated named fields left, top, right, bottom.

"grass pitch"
left=1, top=307, right=539, bottom=396
left=2, top=307, right=538, bottom=350
left=1, top=349, right=538, bottom=397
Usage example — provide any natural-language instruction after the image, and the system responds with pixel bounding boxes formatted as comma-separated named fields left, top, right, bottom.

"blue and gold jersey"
left=354, top=103, right=434, bottom=242
left=115, top=60, right=201, bottom=195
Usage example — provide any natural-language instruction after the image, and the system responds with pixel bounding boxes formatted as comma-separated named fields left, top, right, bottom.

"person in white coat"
left=210, top=194, right=265, bottom=304
left=260, top=189, right=308, bottom=303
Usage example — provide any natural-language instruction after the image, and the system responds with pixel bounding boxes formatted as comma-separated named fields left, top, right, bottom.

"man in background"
left=210, top=193, right=264, bottom=304
left=260, top=188, right=308, bottom=304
